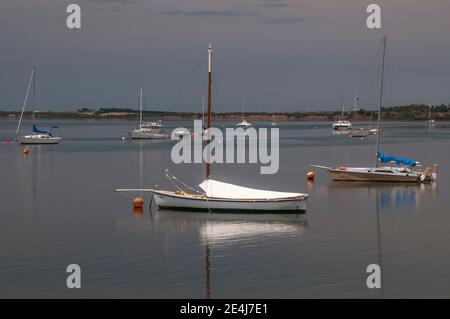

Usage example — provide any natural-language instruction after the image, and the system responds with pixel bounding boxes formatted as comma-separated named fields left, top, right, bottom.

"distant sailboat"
left=271, top=113, right=277, bottom=127
left=236, top=96, right=252, bottom=128
left=313, top=35, right=437, bottom=183
left=349, top=93, right=368, bottom=138
left=129, top=84, right=166, bottom=139
left=117, top=44, right=309, bottom=212
left=16, top=67, right=62, bottom=144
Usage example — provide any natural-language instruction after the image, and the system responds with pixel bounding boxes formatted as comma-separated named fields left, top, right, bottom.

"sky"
left=1, top=0, right=450, bottom=112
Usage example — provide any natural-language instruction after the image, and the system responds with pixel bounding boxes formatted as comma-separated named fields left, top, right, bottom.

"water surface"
left=1, top=118, right=449, bottom=298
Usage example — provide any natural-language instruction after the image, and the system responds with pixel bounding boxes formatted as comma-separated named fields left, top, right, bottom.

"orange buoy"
left=133, top=197, right=144, bottom=212
left=306, top=171, right=315, bottom=181
left=23, top=148, right=29, bottom=155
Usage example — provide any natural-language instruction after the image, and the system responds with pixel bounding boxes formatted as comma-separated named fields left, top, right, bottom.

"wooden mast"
left=206, top=44, right=213, bottom=179
left=375, top=34, right=386, bottom=168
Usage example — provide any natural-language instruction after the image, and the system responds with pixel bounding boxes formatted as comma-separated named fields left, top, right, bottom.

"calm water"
left=1, top=118, right=450, bottom=298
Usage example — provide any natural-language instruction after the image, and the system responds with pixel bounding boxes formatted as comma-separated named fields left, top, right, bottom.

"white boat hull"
left=153, top=190, right=307, bottom=212
left=17, top=135, right=62, bottom=144
left=130, top=130, right=166, bottom=139
left=328, top=168, right=420, bottom=182
left=350, top=130, right=368, bottom=137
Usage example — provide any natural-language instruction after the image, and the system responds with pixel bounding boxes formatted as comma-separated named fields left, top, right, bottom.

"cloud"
left=81, top=0, right=139, bottom=3
left=256, top=2, right=291, bottom=9
left=161, top=9, right=252, bottom=17
left=263, top=17, right=304, bottom=24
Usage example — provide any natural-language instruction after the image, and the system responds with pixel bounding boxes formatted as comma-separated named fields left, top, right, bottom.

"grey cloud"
left=256, top=3, right=291, bottom=9
left=263, top=17, right=304, bottom=24
left=81, top=0, right=139, bottom=3
left=161, top=9, right=252, bottom=17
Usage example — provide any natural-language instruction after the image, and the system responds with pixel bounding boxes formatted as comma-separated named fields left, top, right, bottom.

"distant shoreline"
left=2, top=104, right=450, bottom=121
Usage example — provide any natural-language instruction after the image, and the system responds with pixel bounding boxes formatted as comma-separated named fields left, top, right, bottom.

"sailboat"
left=116, top=44, right=309, bottom=212
left=428, top=101, right=435, bottom=125
left=312, top=35, right=437, bottom=183
left=15, top=67, right=62, bottom=144
left=271, top=113, right=277, bottom=127
left=236, top=97, right=252, bottom=128
left=349, top=93, right=368, bottom=138
left=129, top=84, right=166, bottom=139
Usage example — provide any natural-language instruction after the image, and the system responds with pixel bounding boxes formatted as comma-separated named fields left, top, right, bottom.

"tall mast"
left=206, top=44, right=213, bottom=179
left=139, top=84, right=143, bottom=127
left=16, top=68, right=35, bottom=136
left=32, top=66, right=36, bottom=119
left=375, top=34, right=387, bottom=168
left=428, top=101, right=431, bottom=121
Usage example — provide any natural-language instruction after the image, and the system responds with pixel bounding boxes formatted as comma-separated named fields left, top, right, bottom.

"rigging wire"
left=358, top=40, right=383, bottom=105
left=172, top=59, right=202, bottom=111
left=165, top=169, right=204, bottom=194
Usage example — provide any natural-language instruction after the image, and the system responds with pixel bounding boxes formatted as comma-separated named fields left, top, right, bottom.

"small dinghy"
left=139, top=177, right=308, bottom=213
left=116, top=44, right=309, bottom=213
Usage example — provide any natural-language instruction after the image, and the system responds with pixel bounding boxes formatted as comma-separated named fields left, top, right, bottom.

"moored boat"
left=129, top=85, right=166, bottom=139
left=15, top=67, right=62, bottom=145
left=117, top=44, right=309, bottom=213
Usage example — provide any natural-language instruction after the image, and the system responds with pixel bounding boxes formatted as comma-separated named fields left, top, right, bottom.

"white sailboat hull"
left=129, top=129, right=166, bottom=139
left=17, top=135, right=62, bottom=144
left=328, top=167, right=420, bottom=182
left=153, top=190, right=308, bottom=212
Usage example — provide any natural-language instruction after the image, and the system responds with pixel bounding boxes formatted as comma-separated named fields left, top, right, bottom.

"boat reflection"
left=327, top=181, right=437, bottom=297
left=328, top=181, right=438, bottom=214
left=199, top=215, right=307, bottom=245
left=115, top=209, right=308, bottom=299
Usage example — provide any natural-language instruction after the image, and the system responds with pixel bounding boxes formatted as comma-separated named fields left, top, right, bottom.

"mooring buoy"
left=306, top=171, right=315, bottom=181
left=133, top=197, right=144, bottom=213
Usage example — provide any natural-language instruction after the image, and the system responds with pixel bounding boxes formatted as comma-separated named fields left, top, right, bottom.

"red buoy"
left=133, top=197, right=144, bottom=213
left=23, top=148, right=29, bottom=155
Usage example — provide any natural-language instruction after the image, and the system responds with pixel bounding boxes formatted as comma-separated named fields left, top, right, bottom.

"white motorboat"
left=332, top=120, right=352, bottom=130
left=117, top=44, right=309, bottom=213
left=236, top=119, right=252, bottom=128
left=15, top=67, right=62, bottom=145
left=332, top=99, right=352, bottom=130
left=129, top=85, right=166, bottom=139
left=172, top=127, right=191, bottom=138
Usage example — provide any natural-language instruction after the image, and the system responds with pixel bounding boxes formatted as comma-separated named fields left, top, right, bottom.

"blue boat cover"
left=32, top=124, right=53, bottom=137
left=377, top=152, right=416, bottom=167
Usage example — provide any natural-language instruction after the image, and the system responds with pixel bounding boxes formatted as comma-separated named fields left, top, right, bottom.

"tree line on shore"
left=2, top=104, right=450, bottom=121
